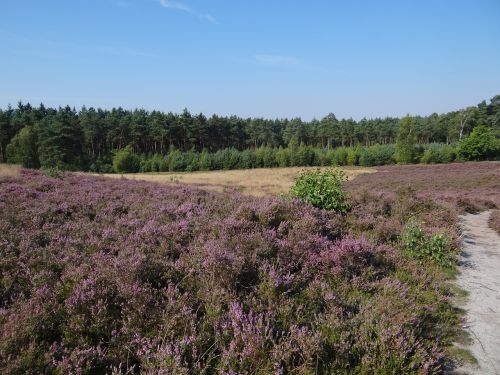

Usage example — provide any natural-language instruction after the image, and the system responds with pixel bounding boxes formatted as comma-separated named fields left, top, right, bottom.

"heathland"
left=1, top=161, right=499, bottom=373
left=1, top=94, right=499, bottom=374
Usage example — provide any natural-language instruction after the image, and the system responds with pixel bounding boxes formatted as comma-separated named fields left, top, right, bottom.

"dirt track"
left=456, top=211, right=500, bottom=374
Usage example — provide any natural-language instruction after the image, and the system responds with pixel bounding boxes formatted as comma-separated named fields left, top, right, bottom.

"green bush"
left=139, top=158, right=151, bottom=172
left=275, top=147, right=289, bottom=167
left=420, top=144, right=456, bottom=164
left=346, top=147, right=360, bottom=166
left=457, top=125, right=499, bottom=161
left=240, top=149, right=255, bottom=169
left=359, top=144, right=395, bottom=166
left=149, top=153, right=166, bottom=172
left=321, top=149, right=335, bottom=166
left=166, top=149, right=188, bottom=171
left=43, top=166, right=62, bottom=179
left=198, top=150, right=211, bottom=170
left=395, top=116, right=417, bottom=164
left=290, top=168, right=351, bottom=213
left=89, top=156, right=113, bottom=173
left=6, top=126, right=40, bottom=168
left=112, top=146, right=140, bottom=173
left=403, top=220, right=452, bottom=268
left=225, top=148, right=242, bottom=169
left=332, top=147, right=348, bottom=166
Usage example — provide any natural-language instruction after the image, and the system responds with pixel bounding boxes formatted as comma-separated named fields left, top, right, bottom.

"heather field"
left=347, top=162, right=500, bottom=210
left=3, top=0, right=500, bottom=373
left=0, top=162, right=498, bottom=374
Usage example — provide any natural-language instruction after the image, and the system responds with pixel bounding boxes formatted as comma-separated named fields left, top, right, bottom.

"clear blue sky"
left=1, top=0, right=499, bottom=120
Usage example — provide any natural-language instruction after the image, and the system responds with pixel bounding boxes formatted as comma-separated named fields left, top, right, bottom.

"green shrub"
left=6, top=126, right=40, bottom=168
left=112, top=146, right=140, bottom=173
left=457, top=125, right=499, bottom=161
left=240, top=149, right=255, bottom=169
left=139, top=158, right=152, bottom=172
left=395, top=116, right=417, bottom=164
left=420, top=144, right=456, bottom=164
left=149, top=153, right=166, bottom=172
left=166, top=149, right=188, bottom=171
left=89, top=156, right=113, bottom=173
left=321, top=149, right=335, bottom=166
left=403, top=220, right=452, bottom=268
left=44, top=166, right=62, bottom=179
left=290, top=168, right=351, bottom=213
left=332, top=147, right=348, bottom=166
left=359, top=144, right=395, bottom=166
left=346, top=147, right=360, bottom=166
left=199, top=150, right=212, bottom=170
left=275, top=147, right=290, bottom=167
left=225, top=147, right=242, bottom=169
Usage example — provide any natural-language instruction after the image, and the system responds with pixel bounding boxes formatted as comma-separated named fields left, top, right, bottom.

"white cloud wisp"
left=159, top=0, right=216, bottom=23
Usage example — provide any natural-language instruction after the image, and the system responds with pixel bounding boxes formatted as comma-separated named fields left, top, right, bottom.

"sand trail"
left=456, top=211, right=500, bottom=374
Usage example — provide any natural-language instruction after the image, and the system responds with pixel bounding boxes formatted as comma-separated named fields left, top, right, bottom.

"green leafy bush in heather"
left=112, top=146, right=140, bottom=173
left=290, top=168, right=351, bottom=213
left=43, top=166, right=62, bottom=179
left=404, top=219, right=452, bottom=268
left=457, top=125, right=499, bottom=161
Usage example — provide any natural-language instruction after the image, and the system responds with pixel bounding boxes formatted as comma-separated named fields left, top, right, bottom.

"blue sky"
left=1, top=0, right=499, bottom=120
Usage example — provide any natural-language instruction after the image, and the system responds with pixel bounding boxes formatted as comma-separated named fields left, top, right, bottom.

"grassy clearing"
left=94, top=166, right=375, bottom=196
left=0, top=164, right=19, bottom=177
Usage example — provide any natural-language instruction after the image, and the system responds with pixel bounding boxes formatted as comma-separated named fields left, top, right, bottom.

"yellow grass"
left=0, top=164, right=19, bottom=177
left=97, top=166, right=375, bottom=197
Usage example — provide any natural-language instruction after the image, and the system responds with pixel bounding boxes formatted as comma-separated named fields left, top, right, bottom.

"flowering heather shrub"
left=0, top=169, right=458, bottom=373
left=347, top=162, right=500, bottom=215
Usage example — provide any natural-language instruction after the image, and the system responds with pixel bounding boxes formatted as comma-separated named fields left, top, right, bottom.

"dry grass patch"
left=97, top=166, right=374, bottom=196
left=0, top=164, right=19, bottom=177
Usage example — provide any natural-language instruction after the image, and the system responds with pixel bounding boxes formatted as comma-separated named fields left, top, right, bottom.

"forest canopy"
left=0, top=95, right=499, bottom=171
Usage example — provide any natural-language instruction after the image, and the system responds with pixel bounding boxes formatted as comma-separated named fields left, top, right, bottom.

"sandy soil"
left=455, top=211, right=500, bottom=374
left=96, top=166, right=375, bottom=197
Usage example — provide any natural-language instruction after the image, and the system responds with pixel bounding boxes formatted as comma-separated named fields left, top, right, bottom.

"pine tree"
left=38, top=106, right=84, bottom=170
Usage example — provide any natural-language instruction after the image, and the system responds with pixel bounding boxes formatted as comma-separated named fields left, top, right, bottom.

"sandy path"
left=456, top=211, right=500, bottom=374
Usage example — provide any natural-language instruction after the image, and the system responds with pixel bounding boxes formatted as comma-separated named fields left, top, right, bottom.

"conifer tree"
left=395, top=115, right=417, bottom=164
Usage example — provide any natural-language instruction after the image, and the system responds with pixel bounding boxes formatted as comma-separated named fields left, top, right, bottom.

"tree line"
left=0, top=95, right=499, bottom=171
